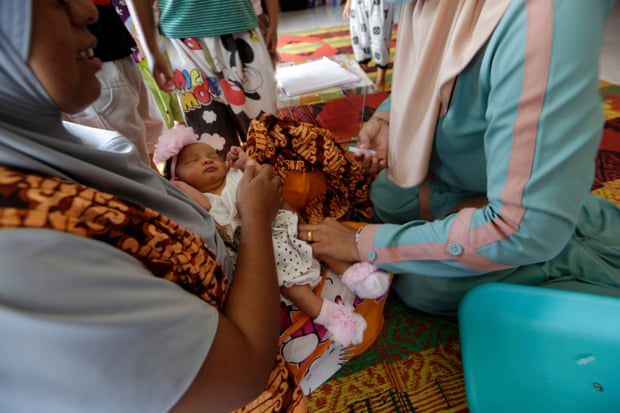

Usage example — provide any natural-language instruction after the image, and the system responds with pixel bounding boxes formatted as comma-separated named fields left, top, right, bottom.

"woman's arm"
left=301, top=1, right=612, bottom=278
left=172, top=161, right=283, bottom=412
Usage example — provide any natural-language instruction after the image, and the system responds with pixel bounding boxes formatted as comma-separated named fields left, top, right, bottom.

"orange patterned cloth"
left=0, top=166, right=307, bottom=413
left=246, top=113, right=375, bottom=224
left=245, top=114, right=388, bottom=394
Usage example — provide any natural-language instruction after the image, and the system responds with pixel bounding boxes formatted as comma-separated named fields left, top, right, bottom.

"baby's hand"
left=227, top=146, right=251, bottom=169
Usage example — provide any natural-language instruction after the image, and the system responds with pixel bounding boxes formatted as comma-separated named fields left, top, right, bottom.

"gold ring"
left=307, top=230, right=313, bottom=243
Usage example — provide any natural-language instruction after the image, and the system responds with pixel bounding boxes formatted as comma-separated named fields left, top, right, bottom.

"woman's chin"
left=61, top=85, right=101, bottom=114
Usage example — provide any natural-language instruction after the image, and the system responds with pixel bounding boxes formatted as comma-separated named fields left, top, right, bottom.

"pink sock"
left=341, top=262, right=390, bottom=299
left=314, top=300, right=367, bottom=346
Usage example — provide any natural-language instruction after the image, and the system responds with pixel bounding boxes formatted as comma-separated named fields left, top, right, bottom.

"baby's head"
left=154, top=125, right=229, bottom=192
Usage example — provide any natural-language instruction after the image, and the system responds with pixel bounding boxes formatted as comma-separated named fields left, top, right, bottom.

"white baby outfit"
left=205, top=169, right=321, bottom=289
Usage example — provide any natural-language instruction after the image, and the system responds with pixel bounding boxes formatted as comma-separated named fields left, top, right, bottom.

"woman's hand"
left=355, top=114, right=389, bottom=173
left=236, top=161, right=282, bottom=225
left=298, top=217, right=360, bottom=263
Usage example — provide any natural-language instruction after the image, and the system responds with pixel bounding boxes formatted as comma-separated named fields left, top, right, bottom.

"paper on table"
left=276, top=57, right=361, bottom=97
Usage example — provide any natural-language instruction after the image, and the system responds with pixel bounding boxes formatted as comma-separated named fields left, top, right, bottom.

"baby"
left=154, top=125, right=390, bottom=346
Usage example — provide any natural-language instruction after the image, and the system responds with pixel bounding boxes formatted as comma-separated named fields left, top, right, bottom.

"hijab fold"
left=388, top=0, right=511, bottom=187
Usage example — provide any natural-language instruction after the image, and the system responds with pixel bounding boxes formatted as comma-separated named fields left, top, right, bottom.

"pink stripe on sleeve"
left=454, top=0, right=554, bottom=253
left=372, top=0, right=555, bottom=272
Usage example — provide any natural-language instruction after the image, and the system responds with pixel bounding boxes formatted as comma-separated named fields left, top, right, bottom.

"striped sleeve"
left=359, top=0, right=614, bottom=277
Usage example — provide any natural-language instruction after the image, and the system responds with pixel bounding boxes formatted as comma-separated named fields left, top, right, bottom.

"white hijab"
left=387, top=0, right=512, bottom=187
left=0, top=0, right=233, bottom=276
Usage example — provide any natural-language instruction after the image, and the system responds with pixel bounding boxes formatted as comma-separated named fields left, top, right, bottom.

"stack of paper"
left=276, top=57, right=361, bottom=97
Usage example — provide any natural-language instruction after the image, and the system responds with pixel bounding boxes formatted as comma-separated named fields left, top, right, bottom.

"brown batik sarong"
left=245, top=113, right=374, bottom=224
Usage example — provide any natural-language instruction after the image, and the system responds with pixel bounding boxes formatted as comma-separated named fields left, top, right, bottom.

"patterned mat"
left=593, top=81, right=620, bottom=207
left=309, top=293, right=468, bottom=413
left=277, top=24, right=397, bottom=92
left=276, top=27, right=620, bottom=413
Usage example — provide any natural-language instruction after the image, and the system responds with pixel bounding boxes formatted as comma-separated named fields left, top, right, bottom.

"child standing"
left=154, top=126, right=391, bottom=346
left=343, top=0, right=395, bottom=92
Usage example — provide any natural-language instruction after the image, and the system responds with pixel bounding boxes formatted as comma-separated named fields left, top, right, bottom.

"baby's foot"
left=314, top=300, right=367, bottom=346
left=341, top=262, right=390, bottom=299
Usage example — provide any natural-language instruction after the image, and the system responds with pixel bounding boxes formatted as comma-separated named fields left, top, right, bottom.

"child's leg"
left=357, top=58, right=371, bottom=73
left=319, top=232, right=390, bottom=299
left=321, top=255, right=355, bottom=275
left=281, top=284, right=323, bottom=318
left=323, top=254, right=391, bottom=300
left=281, top=284, right=367, bottom=346
left=369, top=0, right=394, bottom=92
left=349, top=0, right=371, bottom=67
left=375, top=66, right=387, bottom=93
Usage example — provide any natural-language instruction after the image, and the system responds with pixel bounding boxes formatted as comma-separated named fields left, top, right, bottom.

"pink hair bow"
left=153, top=124, right=198, bottom=164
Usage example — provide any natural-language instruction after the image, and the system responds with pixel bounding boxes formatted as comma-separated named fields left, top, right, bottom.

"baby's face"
left=175, top=143, right=228, bottom=193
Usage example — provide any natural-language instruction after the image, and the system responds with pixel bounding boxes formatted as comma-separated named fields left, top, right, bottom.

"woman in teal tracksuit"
left=299, top=0, right=620, bottom=315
